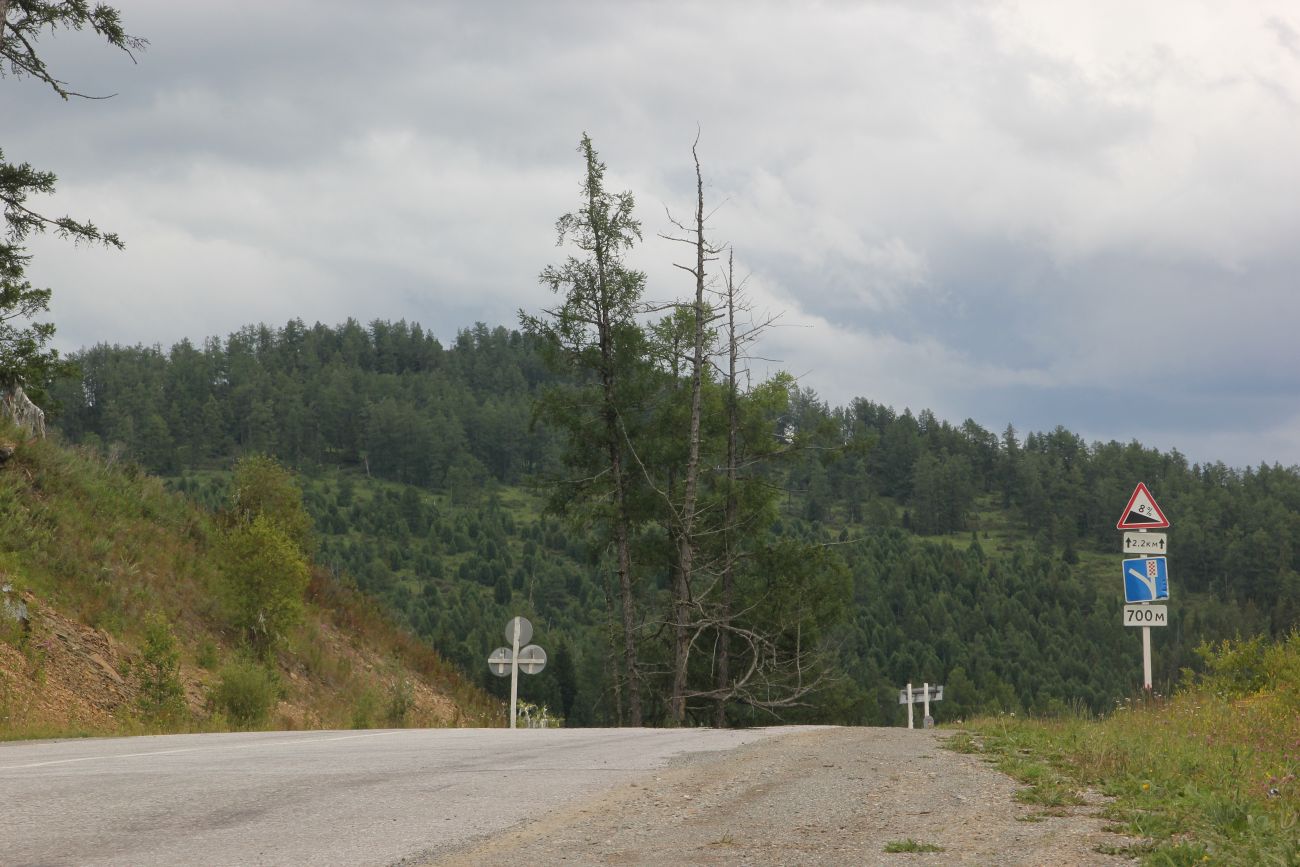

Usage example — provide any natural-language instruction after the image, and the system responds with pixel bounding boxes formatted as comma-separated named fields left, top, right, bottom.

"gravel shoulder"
left=433, top=726, right=1138, bottom=866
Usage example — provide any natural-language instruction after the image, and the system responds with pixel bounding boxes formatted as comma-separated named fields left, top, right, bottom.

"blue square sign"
left=1123, top=556, right=1169, bottom=603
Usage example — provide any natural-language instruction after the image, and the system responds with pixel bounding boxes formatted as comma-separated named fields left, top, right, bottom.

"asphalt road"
left=0, top=726, right=791, bottom=866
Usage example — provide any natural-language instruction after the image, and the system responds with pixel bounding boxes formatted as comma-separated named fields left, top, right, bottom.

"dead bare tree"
left=658, top=135, right=725, bottom=725
left=715, top=250, right=742, bottom=726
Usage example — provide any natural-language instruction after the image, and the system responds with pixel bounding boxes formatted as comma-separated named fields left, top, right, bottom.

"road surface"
left=0, top=726, right=788, bottom=866
left=2, top=726, right=1135, bottom=865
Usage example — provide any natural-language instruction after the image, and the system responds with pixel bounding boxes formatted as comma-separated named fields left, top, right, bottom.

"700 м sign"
left=1124, top=604, right=1168, bottom=627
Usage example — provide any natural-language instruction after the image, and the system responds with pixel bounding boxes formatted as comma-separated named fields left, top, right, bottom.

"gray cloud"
left=9, top=0, right=1300, bottom=467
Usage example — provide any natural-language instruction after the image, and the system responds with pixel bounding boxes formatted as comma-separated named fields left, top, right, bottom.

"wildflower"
left=1142, top=783, right=1150, bottom=791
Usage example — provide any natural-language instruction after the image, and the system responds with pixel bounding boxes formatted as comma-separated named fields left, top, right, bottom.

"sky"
left=8, top=0, right=1300, bottom=467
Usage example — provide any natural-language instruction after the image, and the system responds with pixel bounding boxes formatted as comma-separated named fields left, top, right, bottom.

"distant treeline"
left=55, top=319, right=558, bottom=487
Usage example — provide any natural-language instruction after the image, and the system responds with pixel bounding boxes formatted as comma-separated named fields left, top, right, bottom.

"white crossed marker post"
left=898, top=682, right=943, bottom=729
left=487, top=616, right=547, bottom=729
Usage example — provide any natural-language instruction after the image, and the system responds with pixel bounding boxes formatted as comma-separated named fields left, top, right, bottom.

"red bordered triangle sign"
left=1116, top=482, right=1170, bottom=530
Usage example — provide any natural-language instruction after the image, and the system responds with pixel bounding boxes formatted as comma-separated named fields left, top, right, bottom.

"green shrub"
left=1195, top=631, right=1300, bottom=700
left=136, top=613, right=187, bottom=725
left=194, top=638, right=219, bottom=670
left=385, top=678, right=413, bottom=727
left=219, top=515, right=310, bottom=658
left=210, top=661, right=279, bottom=729
left=350, top=687, right=379, bottom=729
left=229, top=455, right=314, bottom=556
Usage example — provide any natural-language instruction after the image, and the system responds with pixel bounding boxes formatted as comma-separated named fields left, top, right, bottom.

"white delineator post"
left=923, top=681, right=931, bottom=726
left=906, top=683, right=914, bottom=730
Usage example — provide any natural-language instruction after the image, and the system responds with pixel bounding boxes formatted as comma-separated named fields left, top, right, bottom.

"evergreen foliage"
left=522, top=134, right=651, bottom=723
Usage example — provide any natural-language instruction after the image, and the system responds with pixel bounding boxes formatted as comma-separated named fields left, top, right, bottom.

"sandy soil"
left=434, top=726, right=1138, bottom=866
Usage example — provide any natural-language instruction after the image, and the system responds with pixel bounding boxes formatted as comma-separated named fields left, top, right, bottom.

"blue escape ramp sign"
left=1123, top=556, right=1169, bottom=603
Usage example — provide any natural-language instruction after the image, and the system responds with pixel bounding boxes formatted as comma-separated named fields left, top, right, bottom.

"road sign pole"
left=1142, top=625, right=1152, bottom=691
left=488, top=617, right=546, bottom=729
left=906, top=683, right=914, bottom=730
left=509, top=619, right=520, bottom=729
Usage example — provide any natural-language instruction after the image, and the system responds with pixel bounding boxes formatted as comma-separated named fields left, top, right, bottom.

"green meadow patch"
left=883, top=838, right=945, bottom=853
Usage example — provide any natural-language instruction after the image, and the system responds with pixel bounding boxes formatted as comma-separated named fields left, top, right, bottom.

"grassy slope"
left=950, top=634, right=1300, bottom=865
left=0, top=427, right=503, bottom=738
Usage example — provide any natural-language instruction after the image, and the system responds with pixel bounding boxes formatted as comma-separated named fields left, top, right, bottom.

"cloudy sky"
left=10, top=1, right=1300, bottom=466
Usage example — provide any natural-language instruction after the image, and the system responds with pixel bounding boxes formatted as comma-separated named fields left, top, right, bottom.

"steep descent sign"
left=1116, top=482, right=1170, bottom=530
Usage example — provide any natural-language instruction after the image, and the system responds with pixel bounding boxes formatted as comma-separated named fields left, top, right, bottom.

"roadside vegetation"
left=0, top=424, right=501, bottom=739
left=883, top=838, right=945, bottom=853
left=952, top=633, right=1300, bottom=865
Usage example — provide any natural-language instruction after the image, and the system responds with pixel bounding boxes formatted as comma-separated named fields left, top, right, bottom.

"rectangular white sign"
left=1123, top=604, right=1168, bottom=627
left=897, top=685, right=944, bottom=704
left=1123, top=532, right=1167, bottom=555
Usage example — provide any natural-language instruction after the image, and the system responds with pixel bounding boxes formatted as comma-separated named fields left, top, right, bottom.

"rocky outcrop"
left=0, top=383, right=45, bottom=439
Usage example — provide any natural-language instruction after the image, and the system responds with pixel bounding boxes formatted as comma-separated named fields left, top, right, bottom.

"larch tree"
left=521, top=134, right=650, bottom=726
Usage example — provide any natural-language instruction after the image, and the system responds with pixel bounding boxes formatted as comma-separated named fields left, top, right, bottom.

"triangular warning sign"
left=1116, top=482, right=1170, bottom=530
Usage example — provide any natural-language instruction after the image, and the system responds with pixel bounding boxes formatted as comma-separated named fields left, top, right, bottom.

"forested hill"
left=47, top=319, right=1300, bottom=725
left=55, top=320, right=553, bottom=487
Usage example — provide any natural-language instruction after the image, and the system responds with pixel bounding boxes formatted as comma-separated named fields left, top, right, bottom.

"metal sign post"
left=1142, top=622, right=1153, bottom=690
left=487, top=616, right=547, bottom=729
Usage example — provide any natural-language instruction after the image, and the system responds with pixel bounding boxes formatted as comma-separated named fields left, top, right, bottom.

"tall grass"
left=961, top=632, right=1300, bottom=865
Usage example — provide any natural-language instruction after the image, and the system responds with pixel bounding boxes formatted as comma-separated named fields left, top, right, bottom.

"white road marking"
left=0, top=729, right=404, bottom=772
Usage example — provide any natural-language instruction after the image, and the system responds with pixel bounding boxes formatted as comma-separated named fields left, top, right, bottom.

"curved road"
left=0, top=726, right=790, bottom=866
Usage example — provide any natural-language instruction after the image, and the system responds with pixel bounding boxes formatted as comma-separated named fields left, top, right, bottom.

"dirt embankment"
left=437, top=726, right=1138, bottom=867
left=1, top=590, right=461, bottom=735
